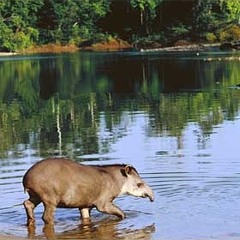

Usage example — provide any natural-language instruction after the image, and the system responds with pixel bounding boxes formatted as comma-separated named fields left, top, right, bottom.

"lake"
left=0, top=50, right=240, bottom=240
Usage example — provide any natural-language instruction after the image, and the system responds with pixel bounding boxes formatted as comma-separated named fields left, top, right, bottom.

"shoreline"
left=0, top=43, right=223, bottom=56
left=0, top=235, right=25, bottom=240
left=1, top=42, right=238, bottom=57
left=139, top=43, right=221, bottom=53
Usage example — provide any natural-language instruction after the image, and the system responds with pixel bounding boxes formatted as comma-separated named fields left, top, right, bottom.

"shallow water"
left=0, top=51, right=240, bottom=239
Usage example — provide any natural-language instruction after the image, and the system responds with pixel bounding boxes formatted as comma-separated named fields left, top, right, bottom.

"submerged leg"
left=80, top=208, right=91, bottom=219
left=97, top=202, right=125, bottom=220
left=43, top=224, right=55, bottom=239
left=23, top=197, right=41, bottom=226
left=42, top=204, right=56, bottom=225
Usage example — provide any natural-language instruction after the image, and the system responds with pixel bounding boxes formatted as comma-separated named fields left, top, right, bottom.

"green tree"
left=0, top=0, right=43, bottom=51
left=38, top=0, right=110, bottom=44
left=192, top=0, right=240, bottom=39
left=130, top=0, right=163, bottom=36
left=221, top=0, right=240, bottom=24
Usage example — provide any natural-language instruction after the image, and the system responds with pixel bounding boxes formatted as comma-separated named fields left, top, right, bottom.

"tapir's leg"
left=42, top=204, right=56, bottom=225
left=23, top=196, right=41, bottom=226
left=80, top=208, right=90, bottom=219
left=96, top=202, right=125, bottom=219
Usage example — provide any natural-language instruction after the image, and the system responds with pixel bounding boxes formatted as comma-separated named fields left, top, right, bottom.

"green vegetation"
left=0, top=0, right=110, bottom=51
left=192, top=0, right=240, bottom=42
left=0, top=0, right=240, bottom=52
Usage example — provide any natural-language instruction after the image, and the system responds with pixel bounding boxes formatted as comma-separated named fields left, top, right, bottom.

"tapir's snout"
left=148, top=193, right=154, bottom=202
left=143, top=185, right=154, bottom=202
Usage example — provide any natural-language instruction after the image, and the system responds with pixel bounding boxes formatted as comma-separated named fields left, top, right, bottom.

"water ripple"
left=1, top=155, right=240, bottom=239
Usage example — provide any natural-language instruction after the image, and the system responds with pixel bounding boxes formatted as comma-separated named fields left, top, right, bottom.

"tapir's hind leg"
left=23, top=195, right=41, bottom=226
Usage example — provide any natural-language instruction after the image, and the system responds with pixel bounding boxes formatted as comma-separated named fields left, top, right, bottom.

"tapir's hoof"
left=27, top=219, right=35, bottom=227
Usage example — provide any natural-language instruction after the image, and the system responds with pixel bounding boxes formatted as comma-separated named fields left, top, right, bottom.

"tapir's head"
left=120, top=165, right=154, bottom=202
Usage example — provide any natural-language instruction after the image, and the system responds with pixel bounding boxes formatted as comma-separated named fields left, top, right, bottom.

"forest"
left=0, top=0, right=240, bottom=52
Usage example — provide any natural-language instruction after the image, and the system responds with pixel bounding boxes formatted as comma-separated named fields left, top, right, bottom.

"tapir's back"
left=23, top=158, right=81, bottom=186
left=23, top=158, right=104, bottom=203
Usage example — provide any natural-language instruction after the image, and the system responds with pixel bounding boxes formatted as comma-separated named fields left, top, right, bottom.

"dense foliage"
left=0, top=0, right=239, bottom=52
left=0, top=0, right=43, bottom=51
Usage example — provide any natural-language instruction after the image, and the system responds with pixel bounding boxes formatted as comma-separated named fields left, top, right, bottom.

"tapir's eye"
left=137, top=183, right=144, bottom=187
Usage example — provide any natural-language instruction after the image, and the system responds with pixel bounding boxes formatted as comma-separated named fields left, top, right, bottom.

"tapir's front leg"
left=42, top=204, right=55, bottom=225
left=80, top=208, right=91, bottom=219
left=96, top=202, right=126, bottom=219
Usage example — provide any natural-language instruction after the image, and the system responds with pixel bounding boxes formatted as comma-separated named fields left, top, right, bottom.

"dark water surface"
left=0, top=50, right=240, bottom=239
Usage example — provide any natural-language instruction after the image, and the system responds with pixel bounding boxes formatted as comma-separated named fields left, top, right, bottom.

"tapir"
left=22, top=158, right=154, bottom=225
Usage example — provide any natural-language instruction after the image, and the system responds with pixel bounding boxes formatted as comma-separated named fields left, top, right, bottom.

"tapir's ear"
left=121, top=165, right=134, bottom=177
left=125, top=165, right=133, bottom=175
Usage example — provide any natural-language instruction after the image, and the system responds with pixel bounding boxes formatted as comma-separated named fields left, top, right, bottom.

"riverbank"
left=23, top=43, right=80, bottom=54
left=139, top=43, right=221, bottom=52
left=0, top=43, right=215, bottom=56
left=0, top=40, right=238, bottom=56
left=0, top=39, right=132, bottom=55
left=82, top=38, right=132, bottom=51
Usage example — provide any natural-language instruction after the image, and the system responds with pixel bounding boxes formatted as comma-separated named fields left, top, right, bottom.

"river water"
left=0, top=50, right=240, bottom=239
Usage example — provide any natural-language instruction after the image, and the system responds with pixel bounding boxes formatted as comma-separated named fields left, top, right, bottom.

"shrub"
left=166, top=22, right=190, bottom=43
left=174, top=40, right=192, bottom=46
left=205, top=32, right=217, bottom=43
left=132, top=33, right=167, bottom=49
left=218, top=25, right=240, bottom=42
left=0, top=25, right=39, bottom=52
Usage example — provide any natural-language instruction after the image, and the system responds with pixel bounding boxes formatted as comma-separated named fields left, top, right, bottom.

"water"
left=0, top=50, right=240, bottom=239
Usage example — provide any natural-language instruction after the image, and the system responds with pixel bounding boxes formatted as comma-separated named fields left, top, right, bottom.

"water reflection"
left=0, top=51, right=240, bottom=239
left=26, top=218, right=155, bottom=239
left=39, top=58, right=58, bottom=100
